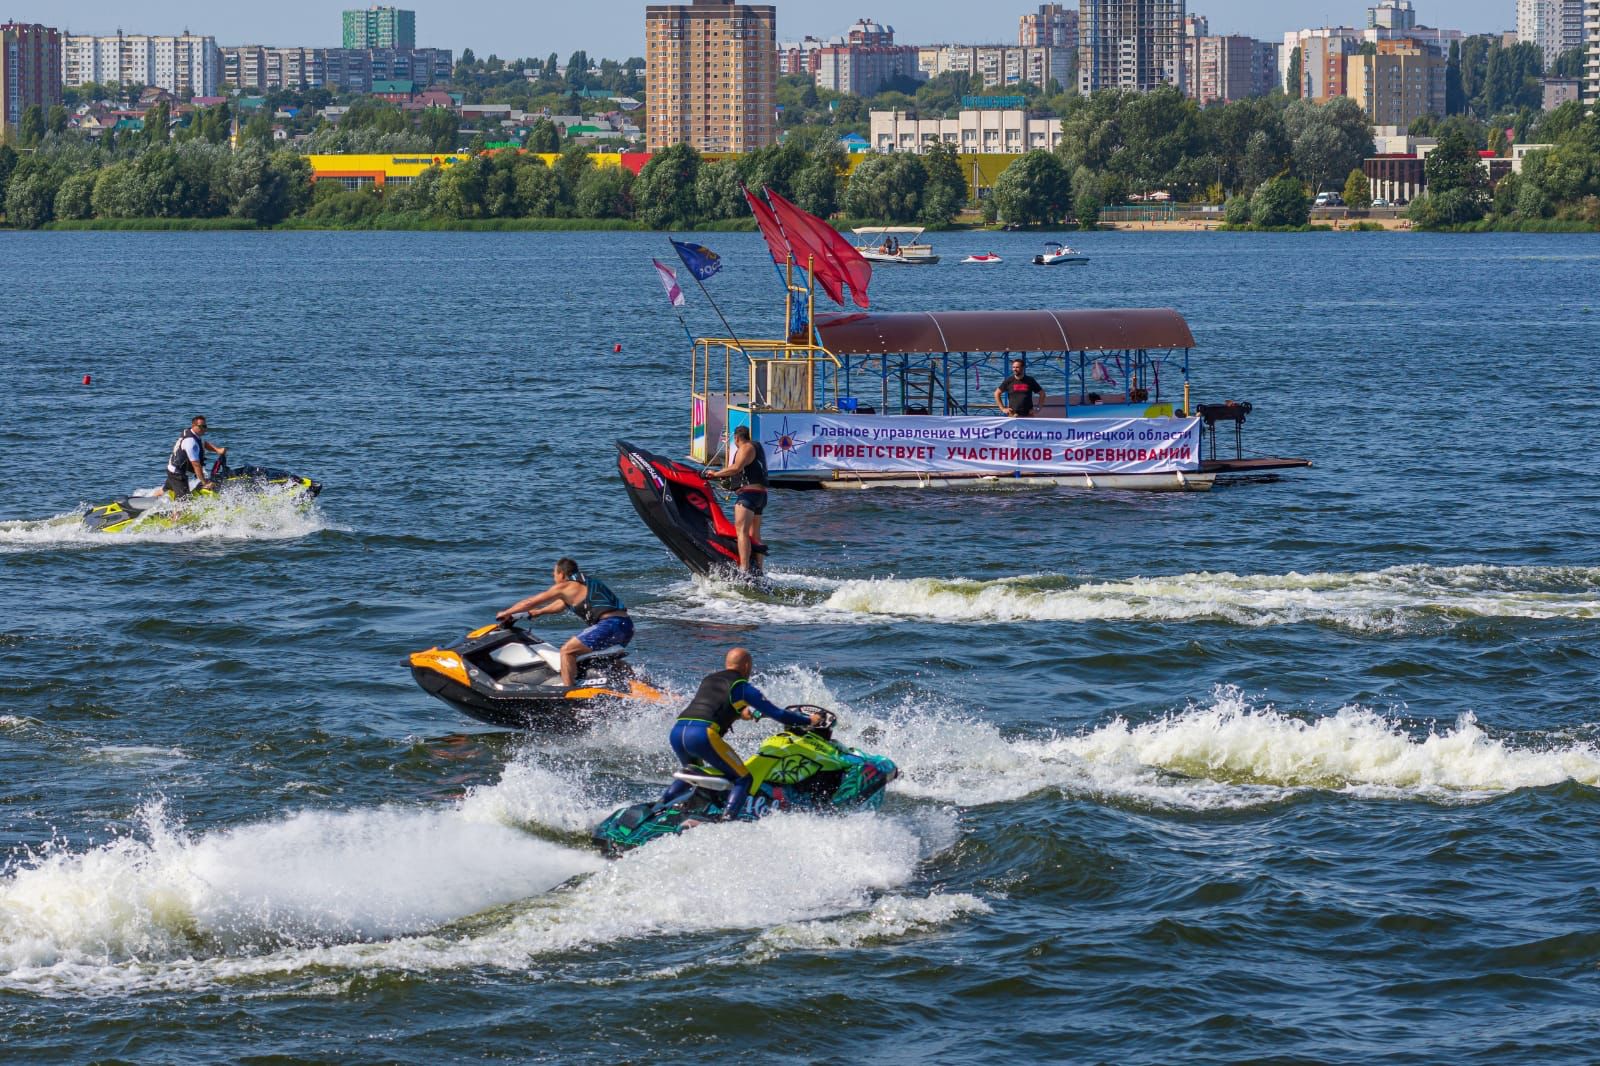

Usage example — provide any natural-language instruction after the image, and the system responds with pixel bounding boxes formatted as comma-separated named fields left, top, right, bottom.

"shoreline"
left=9, top=217, right=1598, bottom=234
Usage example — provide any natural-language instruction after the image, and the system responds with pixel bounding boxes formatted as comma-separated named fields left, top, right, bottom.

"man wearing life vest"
left=165, top=415, right=227, bottom=498
left=496, top=558, right=635, bottom=688
left=704, top=425, right=767, bottom=574
left=658, top=648, right=822, bottom=821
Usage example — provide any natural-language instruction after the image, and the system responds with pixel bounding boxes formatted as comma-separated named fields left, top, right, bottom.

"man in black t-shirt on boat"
left=995, top=358, right=1045, bottom=418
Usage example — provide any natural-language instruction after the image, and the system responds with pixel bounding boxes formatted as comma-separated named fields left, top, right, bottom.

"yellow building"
left=645, top=0, right=777, bottom=153
left=1346, top=39, right=1446, bottom=128
left=305, top=150, right=1024, bottom=200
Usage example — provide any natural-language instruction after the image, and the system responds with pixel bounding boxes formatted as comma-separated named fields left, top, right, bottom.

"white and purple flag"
left=652, top=259, right=685, bottom=308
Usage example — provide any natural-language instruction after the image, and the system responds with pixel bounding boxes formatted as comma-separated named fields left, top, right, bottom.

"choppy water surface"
left=3, top=230, right=1600, bottom=1062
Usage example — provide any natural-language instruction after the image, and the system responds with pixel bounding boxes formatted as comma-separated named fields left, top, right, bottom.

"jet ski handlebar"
left=786, top=705, right=837, bottom=736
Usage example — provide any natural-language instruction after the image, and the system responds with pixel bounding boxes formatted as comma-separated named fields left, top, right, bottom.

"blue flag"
left=671, top=240, right=722, bottom=281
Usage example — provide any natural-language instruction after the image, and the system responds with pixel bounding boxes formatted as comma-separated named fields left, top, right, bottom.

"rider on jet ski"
left=496, top=558, right=635, bottom=688
left=166, top=415, right=227, bottom=498
left=660, top=648, right=822, bottom=821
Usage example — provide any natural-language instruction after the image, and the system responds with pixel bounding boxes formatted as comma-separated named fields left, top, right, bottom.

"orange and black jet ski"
left=408, top=615, right=664, bottom=730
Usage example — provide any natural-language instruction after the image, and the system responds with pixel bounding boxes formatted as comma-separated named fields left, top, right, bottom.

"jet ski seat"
left=489, top=640, right=627, bottom=672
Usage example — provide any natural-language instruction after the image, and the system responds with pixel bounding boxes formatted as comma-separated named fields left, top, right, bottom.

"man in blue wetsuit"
left=496, top=558, right=634, bottom=688
left=659, top=647, right=822, bottom=820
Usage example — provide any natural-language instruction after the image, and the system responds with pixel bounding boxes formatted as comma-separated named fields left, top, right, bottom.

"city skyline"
left=11, top=1, right=1520, bottom=58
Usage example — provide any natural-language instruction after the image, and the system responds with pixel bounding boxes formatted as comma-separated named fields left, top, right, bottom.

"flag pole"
left=674, top=238, right=748, bottom=357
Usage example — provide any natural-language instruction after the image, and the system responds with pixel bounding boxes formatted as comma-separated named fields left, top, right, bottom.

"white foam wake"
left=0, top=487, right=328, bottom=551
left=0, top=762, right=966, bottom=995
left=819, top=564, right=1600, bottom=630
left=748, top=668, right=1600, bottom=809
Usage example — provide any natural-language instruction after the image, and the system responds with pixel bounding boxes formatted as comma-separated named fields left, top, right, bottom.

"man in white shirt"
left=165, top=415, right=226, bottom=498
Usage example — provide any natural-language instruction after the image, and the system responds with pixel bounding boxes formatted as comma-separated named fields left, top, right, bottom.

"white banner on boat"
left=762, top=414, right=1203, bottom=476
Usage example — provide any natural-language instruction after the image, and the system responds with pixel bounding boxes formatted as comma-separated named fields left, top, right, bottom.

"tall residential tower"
left=646, top=0, right=777, bottom=152
left=0, top=22, right=61, bottom=131
left=342, top=6, right=416, bottom=50
left=1078, top=0, right=1187, bottom=94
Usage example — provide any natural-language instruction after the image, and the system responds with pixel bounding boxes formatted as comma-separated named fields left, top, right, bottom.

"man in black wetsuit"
left=993, top=358, right=1045, bottom=418
left=659, top=647, right=822, bottom=820
left=704, top=425, right=767, bottom=574
left=496, top=558, right=634, bottom=688
left=165, top=415, right=227, bottom=498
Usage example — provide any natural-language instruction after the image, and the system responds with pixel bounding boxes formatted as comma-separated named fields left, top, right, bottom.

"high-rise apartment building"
left=813, top=23, right=919, bottom=96
left=646, top=0, right=777, bottom=152
left=1368, top=1, right=1416, bottom=31
left=1020, top=4, right=1079, bottom=48
left=917, top=44, right=1072, bottom=91
left=1518, top=0, right=1587, bottom=68
left=220, top=44, right=449, bottom=91
left=1078, top=0, right=1187, bottom=94
left=0, top=22, right=61, bottom=131
left=1585, top=0, right=1598, bottom=105
left=343, top=7, right=416, bottom=50
left=1346, top=37, right=1446, bottom=127
left=61, top=33, right=222, bottom=97
left=1188, top=36, right=1278, bottom=106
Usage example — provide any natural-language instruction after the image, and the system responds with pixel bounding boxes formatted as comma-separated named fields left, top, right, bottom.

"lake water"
left=3, top=229, right=1600, bottom=1062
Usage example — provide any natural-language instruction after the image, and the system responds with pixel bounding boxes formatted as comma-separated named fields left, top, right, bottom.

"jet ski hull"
left=616, top=440, right=767, bottom=581
left=82, top=464, right=321, bottom=534
left=408, top=621, right=664, bottom=731
left=592, top=722, right=897, bottom=855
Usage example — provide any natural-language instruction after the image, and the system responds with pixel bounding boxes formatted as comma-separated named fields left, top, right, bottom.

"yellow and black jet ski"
left=83, top=456, right=322, bottom=534
left=408, top=615, right=666, bottom=730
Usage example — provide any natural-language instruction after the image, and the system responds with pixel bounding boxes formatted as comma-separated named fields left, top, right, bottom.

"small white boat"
left=851, top=226, right=940, bottom=265
left=962, top=252, right=1003, bottom=264
left=1033, top=242, right=1089, bottom=266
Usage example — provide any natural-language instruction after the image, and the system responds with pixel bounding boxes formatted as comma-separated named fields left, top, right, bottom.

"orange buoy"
left=82, top=374, right=92, bottom=385
left=613, top=343, right=622, bottom=352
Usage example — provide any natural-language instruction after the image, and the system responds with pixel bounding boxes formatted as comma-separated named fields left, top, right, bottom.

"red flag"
left=751, top=186, right=847, bottom=307
left=764, top=186, right=872, bottom=309
left=742, top=183, right=791, bottom=267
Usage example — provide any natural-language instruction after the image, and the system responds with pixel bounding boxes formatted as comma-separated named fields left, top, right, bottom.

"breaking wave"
left=751, top=668, right=1600, bottom=809
left=652, top=564, right=1600, bottom=632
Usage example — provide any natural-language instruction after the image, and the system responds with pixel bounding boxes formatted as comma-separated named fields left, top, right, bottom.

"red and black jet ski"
left=616, top=440, right=767, bottom=581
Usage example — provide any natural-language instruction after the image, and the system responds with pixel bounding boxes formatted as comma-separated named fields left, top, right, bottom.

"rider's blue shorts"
left=670, top=718, right=749, bottom=781
left=576, top=614, right=634, bottom=651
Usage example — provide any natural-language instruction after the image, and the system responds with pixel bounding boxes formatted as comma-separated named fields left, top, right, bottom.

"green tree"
left=143, top=101, right=170, bottom=146
left=919, top=142, right=966, bottom=224
left=525, top=118, right=560, bottom=153
left=18, top=105, right=45, bottom=147
left=633, top=141, right=700, bottom=228
left=418, top=107, right=457, bottom=151
left=1250, top=175, right=1310, bottom=227
left=53, top=170, right=97, bottom=220
left=574, top=164, right=633, bottom=219
left=993, top=151, right=1071, bottom=226
left=1551, top=47, right=1586, bottom=79
left=694, top=160, right=746, bottom=221
left=842, top=153, right=927, bottom=222
left=1223, top=195, right=1252, bottom=225
left=227, top=150, right=312, bottom=225
left=1343, top=168, right=1372, bottom=210
left=552, top=144, right=593, bottom=215
left=1072, top=165, right=1103, bottom=227
left=0, top=144, right=16, bottom=206
left=1420, top=126, right=1488, bottom=223
left=1286, top=46, right=1303, bottom=97
left=1285, top=97, right=1373, bottom=194
left=5, top=170, right=56, bottom=228
left=1445, top=41, right=1467, bottom=115
left=46, top=105, right=68, bottom=136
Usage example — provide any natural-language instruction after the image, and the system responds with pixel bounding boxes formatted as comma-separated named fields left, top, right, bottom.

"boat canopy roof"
left=813, top=308, right=1196, bottom=355
left=851, top=226, right=926, bottom=237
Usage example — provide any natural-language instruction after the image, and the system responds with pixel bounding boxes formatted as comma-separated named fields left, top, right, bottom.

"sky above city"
left=24, top=1, right=1517, bottom=56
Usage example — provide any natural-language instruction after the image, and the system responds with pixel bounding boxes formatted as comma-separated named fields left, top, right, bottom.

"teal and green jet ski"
left=592, top=709, right=898, bottom=856
left=83, top=456, right=321, bottom=534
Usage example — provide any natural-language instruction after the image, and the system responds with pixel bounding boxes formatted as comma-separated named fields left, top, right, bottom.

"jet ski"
left=408, top=614, right=665, bottom=730
left=616, top=439, right=768, bottom=584
left=592, top=708, right=898, bottom=856
left=82, top=455, right=322, bottom=533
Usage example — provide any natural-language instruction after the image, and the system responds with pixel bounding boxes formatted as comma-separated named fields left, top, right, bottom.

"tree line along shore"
left=2, top=85, right=1598, bottom=234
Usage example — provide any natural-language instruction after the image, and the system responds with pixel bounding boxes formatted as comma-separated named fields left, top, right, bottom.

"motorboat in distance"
left=851, top=227, right=940, bottom=265
left=1034, top=242, right=1089, bottom=265
left=962, top=252, right=1003, bottom=264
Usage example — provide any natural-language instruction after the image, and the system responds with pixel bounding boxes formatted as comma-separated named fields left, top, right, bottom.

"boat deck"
left=1200, top=457, right=1313, bottom=474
